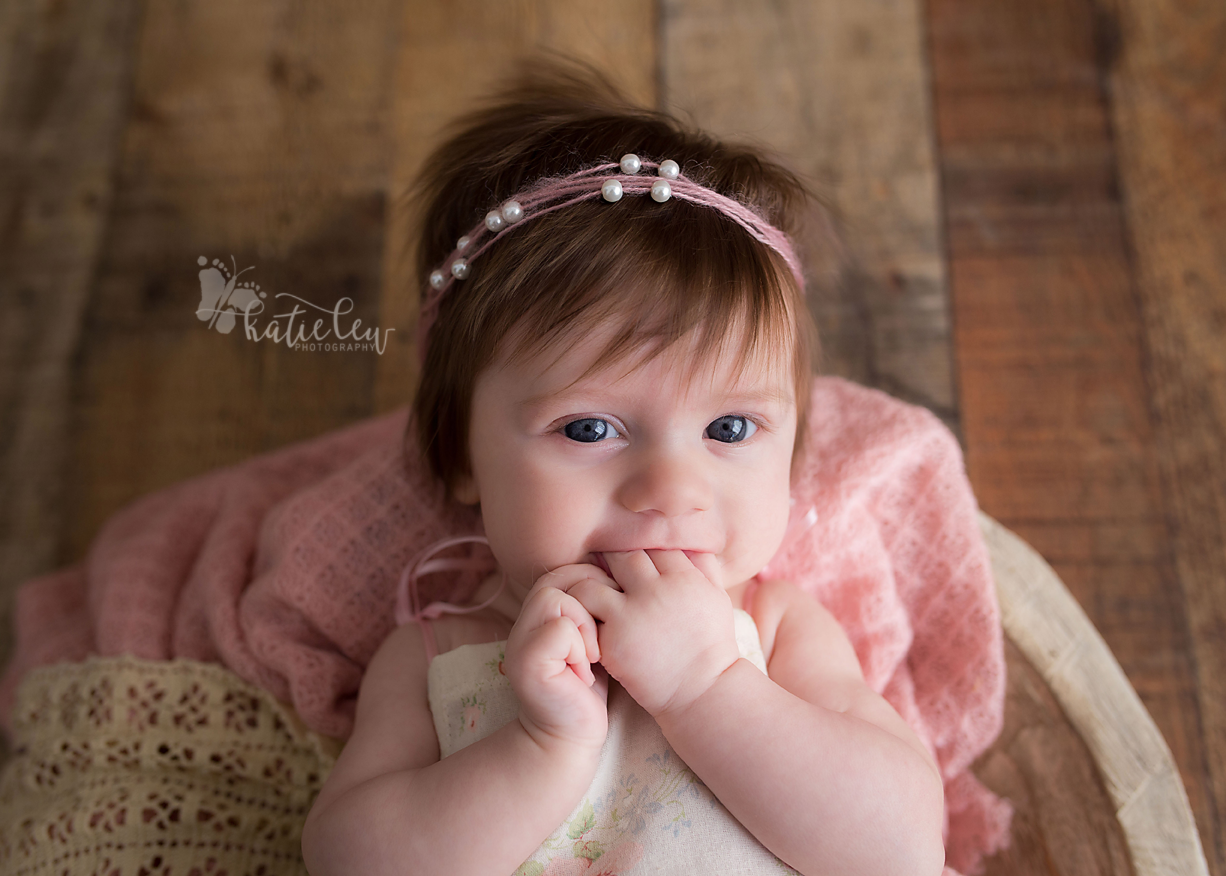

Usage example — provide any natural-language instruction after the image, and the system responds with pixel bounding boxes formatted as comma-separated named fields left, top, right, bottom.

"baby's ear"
left=451, top=472, right=480, bottom=505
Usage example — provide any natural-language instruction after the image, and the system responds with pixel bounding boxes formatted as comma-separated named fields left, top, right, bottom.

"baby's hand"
left=505, top=568, right=610, bottom=753
left=568, top=550, right=740, bottom=719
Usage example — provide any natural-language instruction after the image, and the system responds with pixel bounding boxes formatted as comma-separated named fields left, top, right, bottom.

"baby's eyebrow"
left=520, top=383, right=795, bottom=413
left=517, top=387, right=607, bottom=423
left=520, top=386, right=589, bottom=412
left=721, top=387, right=796, bottom=409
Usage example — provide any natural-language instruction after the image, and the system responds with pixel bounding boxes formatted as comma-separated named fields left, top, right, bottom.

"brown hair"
left=408, top=58, right=820, bottom=499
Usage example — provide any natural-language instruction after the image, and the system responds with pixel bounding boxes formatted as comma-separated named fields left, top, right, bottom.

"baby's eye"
left=563, top=418, right=621, bottom=443
left=706, top=415, right=756, bottom=443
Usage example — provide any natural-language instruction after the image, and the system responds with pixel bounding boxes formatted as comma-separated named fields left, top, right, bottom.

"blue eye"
left=706, top=415, right=756, bottom=443
left=564, top=418, right=620, bottom=443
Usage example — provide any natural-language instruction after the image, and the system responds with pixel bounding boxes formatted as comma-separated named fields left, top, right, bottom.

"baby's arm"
left=301, top=577, right=607, bottom=876
left=657, top=579, right=946, bottom=876
left=571, top=553, right=945, bottom=876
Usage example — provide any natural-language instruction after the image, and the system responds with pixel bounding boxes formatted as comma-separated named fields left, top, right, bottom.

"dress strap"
left=395, top=535, right=506, bottom=664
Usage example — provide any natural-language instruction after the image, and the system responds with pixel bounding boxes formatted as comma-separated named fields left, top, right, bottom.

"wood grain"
left=373, top=0, right=658, bottom=414
left=65, top=0, right=403, bottom=560
left=983, top=514, right=1208, bottom=876
left=1099, top=0, right=1226, bottom=871
left=980, top=639, right=1135, bottom=876
left=660, top=0, right=957, bottom=430
left=0, top=0, right=25, bottom=105
left=925, top=0, right=1219, bottom=870
left=0, top=0, right=142, bottom=705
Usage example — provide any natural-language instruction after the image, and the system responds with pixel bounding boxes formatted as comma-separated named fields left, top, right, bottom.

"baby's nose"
left=616, top=452, right=713, bottom=517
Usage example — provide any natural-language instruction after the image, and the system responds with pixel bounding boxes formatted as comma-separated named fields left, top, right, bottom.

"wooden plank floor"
left=928, top=0, right=1224, bottom=872
left=0, top=1, right=1221, bottom=873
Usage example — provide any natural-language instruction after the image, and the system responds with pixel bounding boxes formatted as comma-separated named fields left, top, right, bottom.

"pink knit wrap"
left=0, top=377, right=1011, bottom=874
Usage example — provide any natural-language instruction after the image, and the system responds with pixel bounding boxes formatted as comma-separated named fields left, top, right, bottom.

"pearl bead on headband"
left=417, top=154, right=805, bottom=357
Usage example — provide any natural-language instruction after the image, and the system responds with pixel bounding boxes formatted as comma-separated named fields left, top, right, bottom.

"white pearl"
left=501, top=200, right=523, bottom=224
left=451, top=259, right=469, bottom=279
left=456, top=235, right=470, bottom=252
left=601, top=179, right=623, bottom=202
left=429, top=269, right=446, bottom=290
left=650, top=179, right=672, bottom=202
left=658, top=159, right=679, bottom=180
left=619, top=153, right=641, bottom=174
left=485, top=210, right=505, bottom=233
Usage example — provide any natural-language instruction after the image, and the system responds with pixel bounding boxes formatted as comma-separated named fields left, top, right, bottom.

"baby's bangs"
left=488, top=198, right=803, bottom=392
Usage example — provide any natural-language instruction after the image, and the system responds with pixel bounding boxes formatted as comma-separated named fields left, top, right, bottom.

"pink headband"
left=417, top=154, right=804, bottom=357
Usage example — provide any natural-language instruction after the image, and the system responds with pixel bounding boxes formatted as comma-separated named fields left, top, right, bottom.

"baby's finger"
left=565, top=620, right=597, bottom=686
left=566, top=575, right=624, bottom=622
left=591, top=662, right=610, bottom=703
left=643, top=548, right=696, bottom=576
left=642, top=549, right=722, bottom=589
left=685, top=551, right=724, bottom=590
left=518, top=583, right=601, bottom=664
left=517, top=616, right=584, bottom=688
left=564, top=598, right=601, bottom=667
left=602, top=550, right=659, bottom=592
left=534, top=615, right=595, bottom=686
left=525, top=563, right=614, bottom=604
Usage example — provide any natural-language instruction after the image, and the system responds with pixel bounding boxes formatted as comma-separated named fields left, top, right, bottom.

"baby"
left=301, top=62, right=946, bottom=876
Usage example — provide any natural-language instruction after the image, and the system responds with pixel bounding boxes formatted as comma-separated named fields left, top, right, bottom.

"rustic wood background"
left=0, top=1, right=1222, bottom=874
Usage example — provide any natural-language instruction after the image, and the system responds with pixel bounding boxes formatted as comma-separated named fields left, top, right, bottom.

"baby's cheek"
left=739, top=506, right=791, bottom=580
left=492, top=507, right=591, bottom=589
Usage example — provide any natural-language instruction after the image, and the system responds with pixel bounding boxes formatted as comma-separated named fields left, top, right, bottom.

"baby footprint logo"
left=196, top=255, right=266, bottom=334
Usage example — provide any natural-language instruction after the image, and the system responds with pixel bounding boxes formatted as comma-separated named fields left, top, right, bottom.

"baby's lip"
left=586, top=549, right=711, bottom=576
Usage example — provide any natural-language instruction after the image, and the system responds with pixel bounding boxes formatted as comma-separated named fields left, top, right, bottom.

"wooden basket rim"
left=982, top=512, right=1209, bottom=876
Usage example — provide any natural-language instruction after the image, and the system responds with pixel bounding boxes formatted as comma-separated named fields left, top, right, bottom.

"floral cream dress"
left=427, top=609, right=800, bottom=876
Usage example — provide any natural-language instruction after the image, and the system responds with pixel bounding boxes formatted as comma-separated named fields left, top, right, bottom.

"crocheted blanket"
left=0, top=377, right=1012, bottom=875
left=0, top=656, right=340, bottom=875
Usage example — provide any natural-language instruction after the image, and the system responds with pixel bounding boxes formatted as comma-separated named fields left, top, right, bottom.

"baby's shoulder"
left=746, top=579, right=866, bottom=700
left=321, top=615, right=446, bottom=811
left=745, top=579, right=814, bottom=664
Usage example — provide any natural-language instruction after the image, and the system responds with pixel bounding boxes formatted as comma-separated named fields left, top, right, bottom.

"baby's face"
left=454, top=322, right=797, bottom=598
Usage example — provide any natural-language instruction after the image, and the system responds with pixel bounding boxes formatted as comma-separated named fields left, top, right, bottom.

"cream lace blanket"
left=0, top=657, right=339, bottom=876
